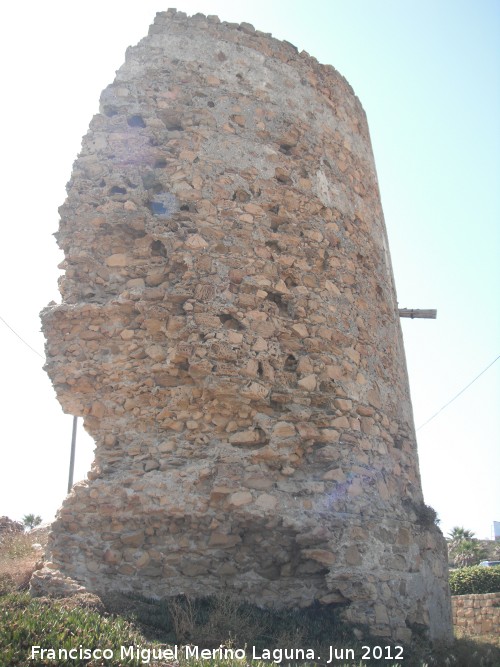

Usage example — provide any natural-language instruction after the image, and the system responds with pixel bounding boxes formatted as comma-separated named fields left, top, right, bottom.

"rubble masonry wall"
left=32, top=9, right=452, bottom=643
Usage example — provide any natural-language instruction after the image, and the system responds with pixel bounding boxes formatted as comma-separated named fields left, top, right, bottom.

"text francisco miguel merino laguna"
left=30, top=643, right=404, bottom=663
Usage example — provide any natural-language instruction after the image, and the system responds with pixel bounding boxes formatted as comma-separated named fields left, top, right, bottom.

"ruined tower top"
left=33, top=9, right=452, bottom=644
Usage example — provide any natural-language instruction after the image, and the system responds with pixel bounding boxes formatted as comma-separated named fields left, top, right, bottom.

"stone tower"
left=33, top=9, right=452, bottom=643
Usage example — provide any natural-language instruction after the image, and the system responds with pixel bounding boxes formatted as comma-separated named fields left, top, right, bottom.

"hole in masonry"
left=122, top=225, right=147, bottom=239
left=279, top=144, right=293, bottom=155
left=207, top=100, right=215, bottom=108
left=220, top=314, right=243, bottom=330
left=393, top=436, right=404, bottom=450
left=179, top=203, right=198, bottom=215
left=142, top=172, right=163, bottom=191
left=103, top=106, right=118, bottom=117
left=109, top=186, right=127, bottom=195
left=270, top=218, right=291, bottom=233
left=275, top=168, right=293, bottom=185
left=257, top=362, right=264, bottom=378
left=151, top=240, right=167, bottom=257
left=163, top=116, right=184, bottom=131
left=268, top=292, right=288, bottom=314
left=270, top=220, right=281, bottom=232
left=127, top=114, right=146, bottom=128
left=284, top=354, right=298, bottom=371
left=233, top=189, right=251, bottom=203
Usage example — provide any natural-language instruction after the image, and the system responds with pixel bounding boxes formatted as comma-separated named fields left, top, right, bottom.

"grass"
left=0, top=528, right=47, bottom=594
left=1, top=532, right=500, bottom=666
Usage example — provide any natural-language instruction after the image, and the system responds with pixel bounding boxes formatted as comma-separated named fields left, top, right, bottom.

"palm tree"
left=453, top=540, right=487, bottom=568
left=22, top=514, right=42, bottom=531
left=447, top=527, right=481, bottom=567
left=447, top=526, right=475, bottom=544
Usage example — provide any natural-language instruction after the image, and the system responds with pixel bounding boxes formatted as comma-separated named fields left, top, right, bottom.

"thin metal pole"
left=67, top=416, right=78, bottom=493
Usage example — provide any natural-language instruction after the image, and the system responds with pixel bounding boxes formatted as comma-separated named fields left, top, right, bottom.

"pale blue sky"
left=0, top=0, right=498, bottom=539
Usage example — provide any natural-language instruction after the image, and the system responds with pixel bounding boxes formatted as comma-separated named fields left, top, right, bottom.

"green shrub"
left=449, top=565, right=500, bottom=595
left=0, top=592, right=145, bottom=666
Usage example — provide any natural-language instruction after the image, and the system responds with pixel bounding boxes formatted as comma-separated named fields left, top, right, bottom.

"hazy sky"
left=0, top=0, right=498, bottom=540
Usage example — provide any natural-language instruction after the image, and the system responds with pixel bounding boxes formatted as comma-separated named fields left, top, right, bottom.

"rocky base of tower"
left=31, top=480, right=452, bottom=643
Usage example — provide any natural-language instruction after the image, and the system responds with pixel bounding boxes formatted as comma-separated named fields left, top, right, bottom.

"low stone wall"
left=452, top=592, right=500, bottom=635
